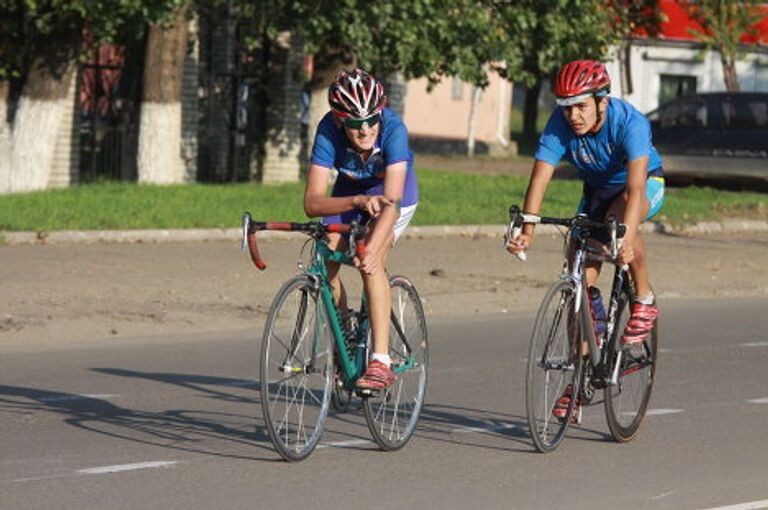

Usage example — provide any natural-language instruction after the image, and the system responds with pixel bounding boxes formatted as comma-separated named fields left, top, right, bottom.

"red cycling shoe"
left=622, top=303, right=659, bottom=345
left=552, top=384, right=582, bottom=424
left=356, top=360, right=397, bottom=390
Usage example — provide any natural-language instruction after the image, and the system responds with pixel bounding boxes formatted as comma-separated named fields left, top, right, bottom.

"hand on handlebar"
left=616, top=235, right=635, bottom=266
left=505, top=231, right=531, bottom=258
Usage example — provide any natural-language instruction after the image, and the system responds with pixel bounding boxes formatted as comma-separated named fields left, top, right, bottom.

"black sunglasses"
left=343, top=113, right=381, bottom=130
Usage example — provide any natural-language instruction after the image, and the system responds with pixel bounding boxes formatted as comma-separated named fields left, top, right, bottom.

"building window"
left=451, top=78, right=463, bottom=100
left=659, top=74, right=697, bottom=107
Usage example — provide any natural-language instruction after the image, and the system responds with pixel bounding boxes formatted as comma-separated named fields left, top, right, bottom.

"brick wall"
left=259, top=32, right=303, bottom=183
left=181, top=15, right=200, bottom=182
left=198, top=5, right=236, bottom=181
left=47, top=70, right=80, bottom=188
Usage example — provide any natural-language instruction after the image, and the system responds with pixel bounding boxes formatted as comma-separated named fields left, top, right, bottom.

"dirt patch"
left=2, top=232, right=767, bottom=346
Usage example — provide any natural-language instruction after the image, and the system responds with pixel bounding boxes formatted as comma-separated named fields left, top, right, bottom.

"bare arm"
left=521, top=160, right=556, bottom=236
left=304, top=164, right=363, bottom=217
left=617, top=156, right=649, bottom=264
left=622, top=156, right=649, bottom=237
left=366, top=161, right=406, bottom=253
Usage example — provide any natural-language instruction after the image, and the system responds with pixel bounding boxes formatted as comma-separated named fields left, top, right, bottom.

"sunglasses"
left=342, top=113, right=381, bottom=130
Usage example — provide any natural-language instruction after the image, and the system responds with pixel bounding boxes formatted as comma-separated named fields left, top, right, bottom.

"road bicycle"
left=241, top=213, right=428, bottom=461
left=506, top=206, right=658, bottom=453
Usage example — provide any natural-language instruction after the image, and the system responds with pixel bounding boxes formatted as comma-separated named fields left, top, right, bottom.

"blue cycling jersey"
left=535, top=97, right=663, bottom=188
left=310, top=107, right=418, bottom=206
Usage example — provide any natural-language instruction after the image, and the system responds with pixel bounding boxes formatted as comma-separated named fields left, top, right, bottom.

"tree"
left=236, top=0, right=513, bottom=165
left=493, top=0, right=665, bottom=146
left=0, top=1, right=186, bottom=193
left=682, top=0, right=766, bottom=91
left=138, top=5, right=192, bottom=183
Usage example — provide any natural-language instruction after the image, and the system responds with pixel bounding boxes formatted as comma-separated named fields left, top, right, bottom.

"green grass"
left=0, top=169, right=765, bottom=232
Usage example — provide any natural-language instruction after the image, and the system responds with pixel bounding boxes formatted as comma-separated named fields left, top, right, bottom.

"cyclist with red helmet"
left=304, top=68, right=419, bottom=390
left=506, top=60, right=664, bottom=418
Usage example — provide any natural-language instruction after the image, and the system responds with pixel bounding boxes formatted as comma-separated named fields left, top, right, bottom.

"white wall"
left=607, top=40, right=768, bottom=114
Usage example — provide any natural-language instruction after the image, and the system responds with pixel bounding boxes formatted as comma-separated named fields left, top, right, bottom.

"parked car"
left=647, top=92, right=768, bottom=159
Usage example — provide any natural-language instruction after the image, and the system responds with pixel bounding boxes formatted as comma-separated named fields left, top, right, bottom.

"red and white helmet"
left=328, top=68, right=387, bottom=119
left=554, top=60, right=611, bottom=106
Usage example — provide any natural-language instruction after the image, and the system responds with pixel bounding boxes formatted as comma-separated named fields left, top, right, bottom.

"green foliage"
left=683, top=0, right=765, bottom=61
left=0, top=0, right=187, bottom=79
left=233, top=1, right=514, bottom=88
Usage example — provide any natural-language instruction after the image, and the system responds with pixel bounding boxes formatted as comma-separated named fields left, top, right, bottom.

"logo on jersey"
left=576, top=141, right=595, bottom=166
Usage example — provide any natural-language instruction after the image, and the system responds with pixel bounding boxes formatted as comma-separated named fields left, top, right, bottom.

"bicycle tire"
left=364, top=275, right=428, bottom=451
left=526, top=279, right=583, bottom=453
left=260, top=275, right=333, bottom=461
left=604, top=287, right=658, bottom=443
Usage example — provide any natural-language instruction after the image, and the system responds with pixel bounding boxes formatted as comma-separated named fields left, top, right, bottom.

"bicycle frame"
left=508, top=207, right=629, bottom=385
left=242, top=212, right=415, bottom=389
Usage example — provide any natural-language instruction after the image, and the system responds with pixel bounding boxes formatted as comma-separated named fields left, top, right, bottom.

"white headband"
left=555, top=90, right=608, bottom=106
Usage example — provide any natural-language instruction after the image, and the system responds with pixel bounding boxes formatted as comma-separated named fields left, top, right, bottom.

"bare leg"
left=325, top=233, right=347, bottom=311
left=362, top=231, right=394, bottom=356
left=627, top=233, right=652, bottom=297
left=608, top=192, right=653, bottom=298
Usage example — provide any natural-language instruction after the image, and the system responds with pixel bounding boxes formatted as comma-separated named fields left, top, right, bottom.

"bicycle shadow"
left=414, top=401, right=611, bottom=451
left=0, top=369, right=282, bottom=462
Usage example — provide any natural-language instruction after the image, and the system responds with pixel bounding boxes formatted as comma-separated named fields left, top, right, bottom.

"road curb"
left=3, top=219, right=768, bottom=246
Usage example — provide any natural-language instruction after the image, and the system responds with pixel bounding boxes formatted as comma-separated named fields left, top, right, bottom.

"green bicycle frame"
left=310, top=239, right=414, bottom=385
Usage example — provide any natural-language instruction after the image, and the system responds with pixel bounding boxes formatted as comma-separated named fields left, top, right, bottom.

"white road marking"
left=452, top=422, right=518, bottom=434
left=318, top=439, right=371, bottom=449
left=644, top=408, right=685, bottom=416
left=747, top=398, right=768, bottom=404
left=318, top=422, right=517, bottom=449
left=39, top=394, right=117, bottom=403
left=77, top=461, right=179, bottom=475
left=695, top=499, right=768, bottom=510
left=739, top=342, right=768, bottom=347
left=651, top=489, right=679, bottom=500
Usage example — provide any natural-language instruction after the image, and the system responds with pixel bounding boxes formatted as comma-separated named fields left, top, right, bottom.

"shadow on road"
left=0, top=371, right=613, bottom=462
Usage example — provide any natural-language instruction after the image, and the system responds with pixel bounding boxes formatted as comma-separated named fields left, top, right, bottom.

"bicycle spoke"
left=364, top=276, right=427, bottom=451
left=261, top=276, right=332, bottom=461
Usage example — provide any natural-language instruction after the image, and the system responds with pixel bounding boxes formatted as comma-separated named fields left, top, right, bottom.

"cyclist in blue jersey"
left=506, top=60, right=663, bottom=418
left=304, top=69, right=419, bottom=390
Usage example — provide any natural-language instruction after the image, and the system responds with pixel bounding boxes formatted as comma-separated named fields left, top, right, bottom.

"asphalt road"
left=2, top=297, right=767, bottom=510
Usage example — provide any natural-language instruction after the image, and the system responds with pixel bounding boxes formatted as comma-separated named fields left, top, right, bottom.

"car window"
left=720, top=97, right=768, bottom=129
left=658, top=99, right=707, bottom=128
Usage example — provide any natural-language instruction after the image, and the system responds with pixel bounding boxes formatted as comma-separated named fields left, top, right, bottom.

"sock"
left=370, top=353, right=391, bottom=367
left=636, top=293, right=655, bottom=305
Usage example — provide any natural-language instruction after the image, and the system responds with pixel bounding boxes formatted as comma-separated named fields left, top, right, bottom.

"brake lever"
left=241, top=212, right=251, bottom=252
left=505, top=206, right=527, bottom=262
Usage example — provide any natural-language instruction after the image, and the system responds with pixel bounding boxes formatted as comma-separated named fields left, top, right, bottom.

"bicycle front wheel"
left=604, top=289, right=658, bottom=442
left=260, top=275, right=334, bottom=461
left=364, top=276, right=428, bottom=451
left=526, top=279, right=583, bottom=453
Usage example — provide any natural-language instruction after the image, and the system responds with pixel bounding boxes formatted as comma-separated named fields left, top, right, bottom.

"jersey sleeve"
left=382, top=115, right=411, bottom=166
left=622, top=111, right=652, bottom=162
left=534, top=111, right=568, bottom=165
left=309, top=116, right=337, bottom=168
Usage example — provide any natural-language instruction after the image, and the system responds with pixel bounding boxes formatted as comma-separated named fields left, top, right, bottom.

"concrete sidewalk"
left=3, top=219, right=768, bottom=245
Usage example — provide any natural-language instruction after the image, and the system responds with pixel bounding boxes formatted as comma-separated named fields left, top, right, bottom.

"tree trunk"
left=466, top=86, right=482, bottom=157
left=722, top=55, right=740, bottom=92
left=522, top=80, right=542, bottom=147
left=306, top=50, right=355, bottom=163
left=0, top=80, right=10, bottom=192
left=138, top=6, right=190, bottom=184
left=2, top=55, right=77, bottom=193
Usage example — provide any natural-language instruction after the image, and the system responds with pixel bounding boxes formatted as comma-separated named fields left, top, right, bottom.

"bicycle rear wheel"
left=604, top=289, right=658, bottom=442
left=364, top=276, right=428, bottom=451
left=260, top=275, right=333, bottom=461
left=526, top=279, right=583, bottom=453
